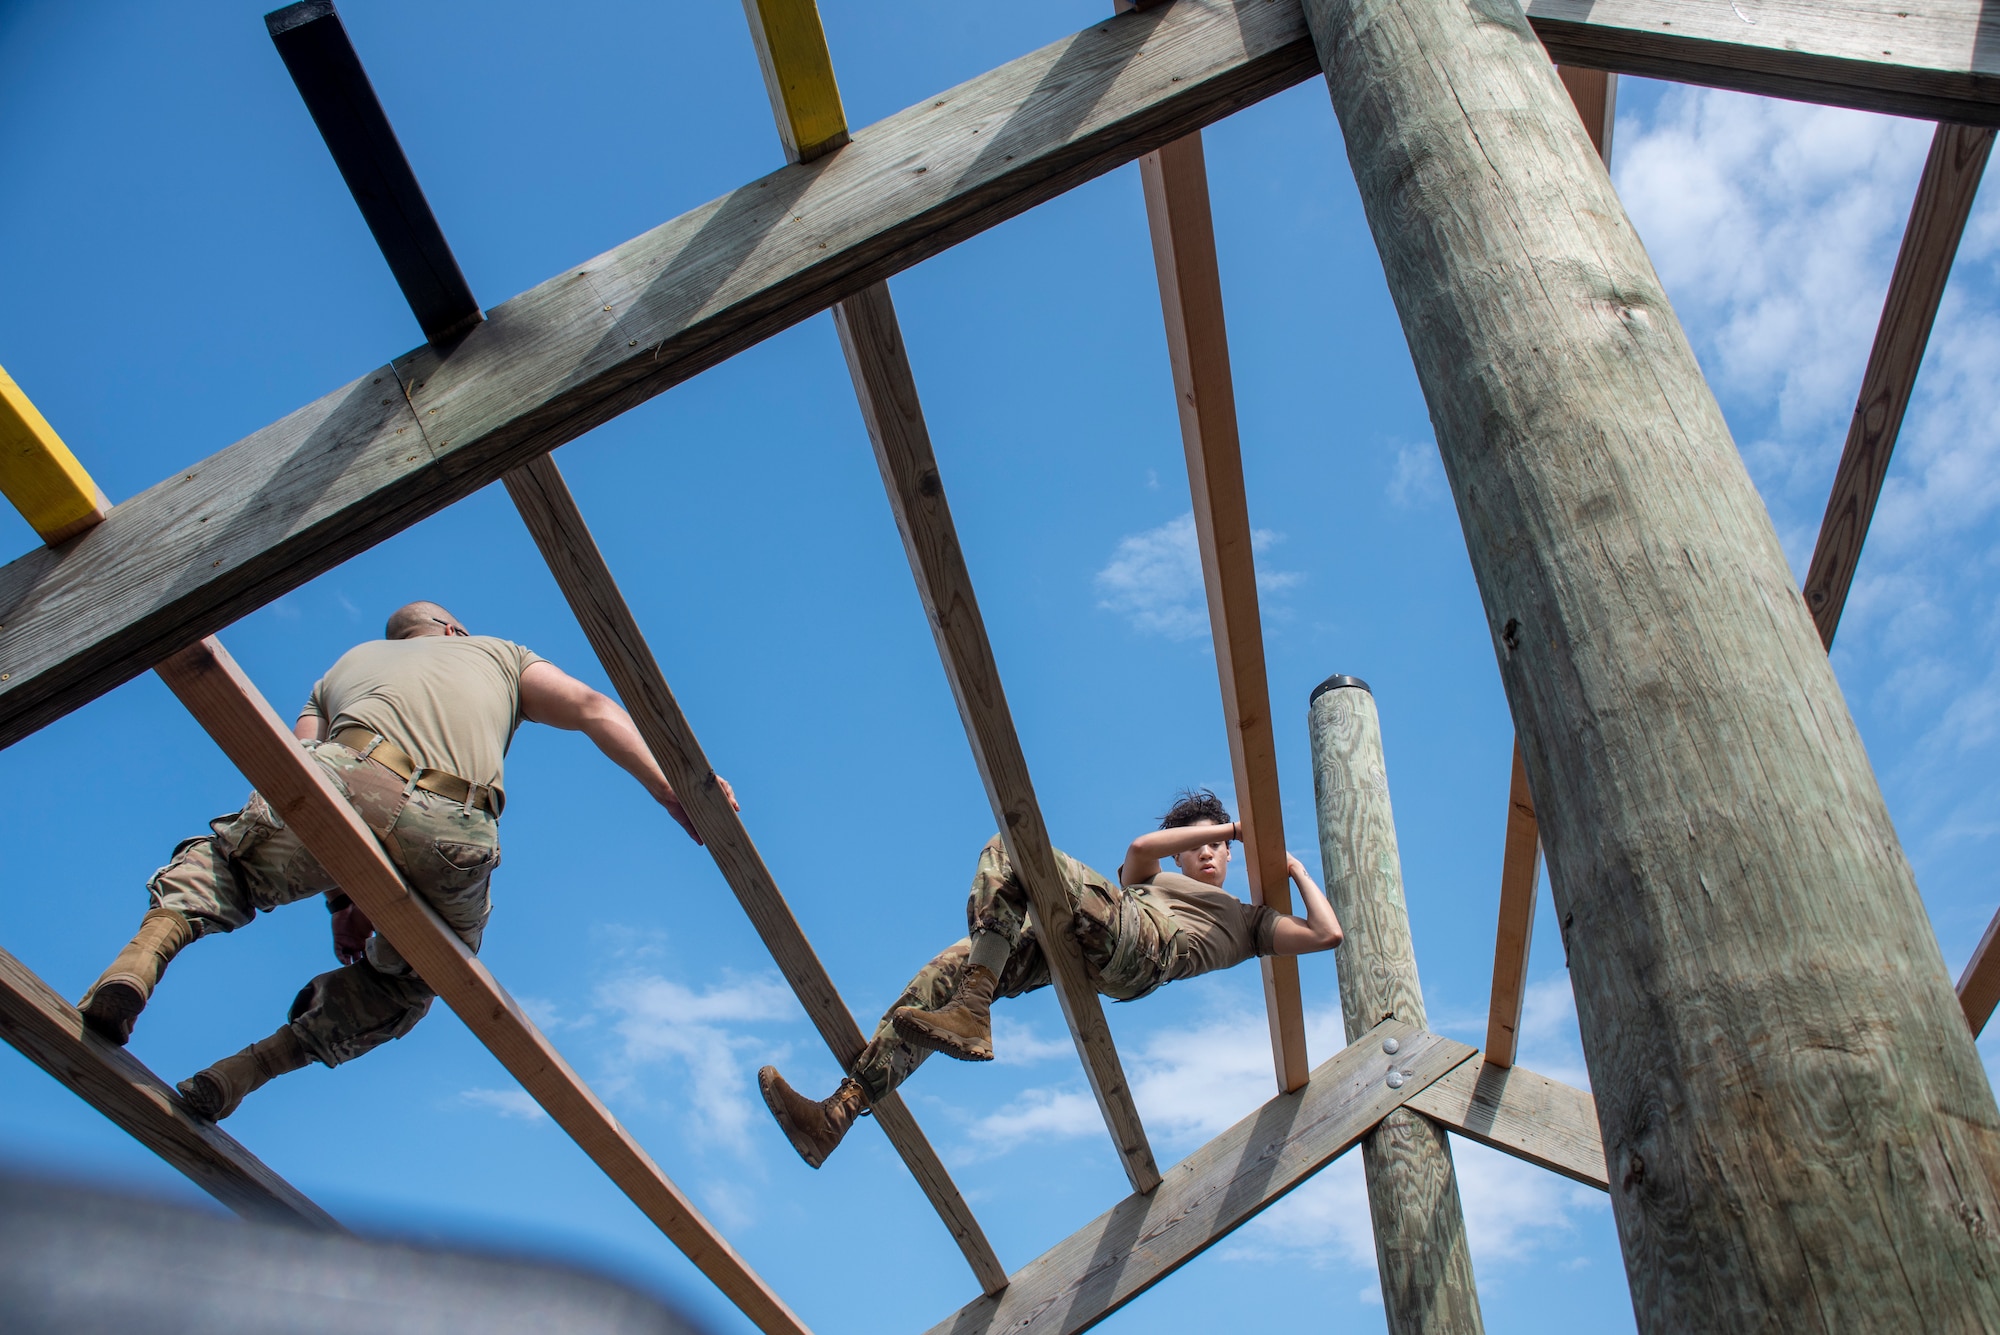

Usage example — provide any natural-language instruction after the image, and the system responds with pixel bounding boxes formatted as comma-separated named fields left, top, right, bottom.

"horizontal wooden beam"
left=0, top=941, right=338, bottom=1229
left=1527, top=0, right=2000, bottom=126
left=1406, top=1056, right=1609, bottom=1192
left=0, top=364, right=110, bottom=546
left=502, top=454, right=1007, bottom=1294
left=266, top=0, right=482, bottom=347
left=920, top=1020, right=1475, bottom=1335
left=834, top=279, right=1161, bottom=1196
left=153, top=636, right=809, bottom=1335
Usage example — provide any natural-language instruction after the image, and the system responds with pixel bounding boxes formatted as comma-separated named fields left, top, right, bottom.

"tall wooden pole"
left=1309, top=677, right=1483, bottom=1334
left=1301, top=0, right=2000, bottom=1327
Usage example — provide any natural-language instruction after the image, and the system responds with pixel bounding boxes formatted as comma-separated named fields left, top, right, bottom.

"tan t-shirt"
left=302, top=636, right=545, bottom=791
left=1138, top=871, right=1280, bottom=982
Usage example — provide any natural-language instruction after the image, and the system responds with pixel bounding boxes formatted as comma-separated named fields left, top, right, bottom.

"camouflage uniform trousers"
left=849, top=834, right=1181, bottom=1102
left=146, top=741, right=500, bottom=1068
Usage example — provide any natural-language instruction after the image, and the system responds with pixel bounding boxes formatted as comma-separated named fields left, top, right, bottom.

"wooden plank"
left=1555, top=67, right=1616, bottom=163
left=501, top=455, right=1008, bottom=1294
left=266, top=1, right=482, bottom=347
left=0, top=0, right=1327, bottom=754
left=1526, top=0, right=2000, bottom=127
left=152, top=636, right=810, bottom=1335
left=1136, top=129, right=1310, bottom=1095
left=1956, top=903, right=2000, bottom=1036
left=832, top=279, right=1161, bottom=1196
left=1308, top=678, right=1484, bottom=1331
left=1307, top=0, right=2000, bottom=1319
left=0, top=364, right=110, bottom=546
left=920, top=1021, right=1475, bottom=1335
left=1802, top=122, right=1994, bottom=648
left=740, top=0, right=849, bottom=164
left=1483, top=739, right=1540, bottom=1069
left=0, top=942, right=338, bottom=1230
left=1407, top=1057, right=1609, bottom=1192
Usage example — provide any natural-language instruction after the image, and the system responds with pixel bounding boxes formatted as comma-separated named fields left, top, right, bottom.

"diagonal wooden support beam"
left=835, top=280, right=1161, bottom=1195
left=1407, top=1057, right=1609, bottom=1191
left=0, top=943, right=338, bottom=1230
left=1957, top=905, right=2000, bottom=1037
left=0, top=364, right=112, bottom=547
left=1136, top=127, right=1311, bottom=1096
left=152, top=636, right=810, bottom=1335
left=921, top=1019, right=1474, bottom=1335
left=1803, top=121, right=1994, bottom=649
left=502, top=454, right=1008, bottom=1294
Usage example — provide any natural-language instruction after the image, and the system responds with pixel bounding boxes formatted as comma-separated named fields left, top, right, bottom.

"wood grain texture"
left=1527, top=0, right=2000, bottom=126
left=1956, top=902, right=2000, bottom=1036
left=0, top=363, right=110, bottom=546
left=1803, top=121, right=1993, bottom=648
left=741, top=0, right=850, bottom=164
left=0, top=943, right=336, bottom=1230
left=920, top=1020, right=1475, bottom=1335
left=834, top=280, right=1160, bottom=1195
left=0, top=0, right=1326, bottom=754
left=1408, top=1057, right=1609, bottom=1192
left=1483, top=739, right=1539, bottom=1068
left=1308, top=680, right=1483, bottom=1334
left=1555, top=67, right=1616, bottom=163
left=1137, top=130, right=1310, bottom=1095
left=501, top=454, right=1006, bottom=1294
left=1306, top=0, right=2000, bottom=1321
left=153, top=637, right=810, bottom=1335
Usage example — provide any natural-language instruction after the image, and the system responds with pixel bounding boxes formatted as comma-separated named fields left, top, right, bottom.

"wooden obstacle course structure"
left=2, top=0, right=1998, bottom=1329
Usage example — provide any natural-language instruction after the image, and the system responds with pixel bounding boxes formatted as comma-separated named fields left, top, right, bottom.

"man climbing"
left=78, top=601, right=729, bottom=1121
left=758, top=789, right=1343, bottom=1167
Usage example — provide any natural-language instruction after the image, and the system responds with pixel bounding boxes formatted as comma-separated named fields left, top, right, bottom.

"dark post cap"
left=266, top=1, right=337, bottom=38
left=1309, top=674, right=1372, bottom=704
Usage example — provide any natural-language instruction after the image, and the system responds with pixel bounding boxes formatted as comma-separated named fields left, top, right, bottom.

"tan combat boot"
left=891, top=964, right=997, bottom=1062
left=758, top=1067, right=870, bottom=1168
left=177, top=1027, right=310, bottom=1121
left=79, top=907, right=194, bottom=1046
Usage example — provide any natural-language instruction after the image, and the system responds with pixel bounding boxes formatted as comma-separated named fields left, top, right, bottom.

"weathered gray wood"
left=502, top=455, right=1007, bottom=1295
left=0, top=0, right=1326, bottom=754
left=921, top=1020, right=1476, bottom=1335
left=832, top=279, right=1160, bottom=1196
left=1308, top=679, right=1483, bottom=1335
left=0, top=943, right=338, bottom=1230
left=1803, top=122, right=1994, bottom=647
left=154, top=637, right=809, bottom=1335
left=1527, top=0, right=2000, bottom=127
left=1407, top=1058, right=1609, bottom=1192
left=1304, top=0, right=2000, bottom=1322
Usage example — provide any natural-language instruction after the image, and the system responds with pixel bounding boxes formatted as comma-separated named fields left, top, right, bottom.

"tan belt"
left=331, top=728, right=504, bottom=818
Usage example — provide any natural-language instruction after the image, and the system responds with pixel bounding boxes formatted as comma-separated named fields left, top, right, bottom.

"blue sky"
left=3, top=4, right=1997, bottom=1332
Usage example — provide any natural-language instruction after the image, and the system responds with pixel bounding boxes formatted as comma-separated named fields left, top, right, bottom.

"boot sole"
left=891, top=1011, right=994, bottom=1063
left=176, top=1071, right=236, bottom=1122
left=757, top=1067, right=829, bottom=1169
left=79, top=981, right=145, bottom=1047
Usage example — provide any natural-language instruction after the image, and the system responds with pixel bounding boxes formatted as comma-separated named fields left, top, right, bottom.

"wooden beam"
left=0, top=942, right=337, bottom=1229
left=266, top=1, right=482, bottom=347
left=1555, top=67, right=1616, bottom=163
left=1136, top=130, right=1310, bottom=1095
left=1308, top=678, right=1484, bottom=1331
left=1526, top=0, right=2000, bottom=127
left=1957, top=904, right=2000, bottom=1036
left=832, top=280, right=1161, bottom=1195
left=1483, top=739, right=1540, bottom=1069
left=921, top=1020, right=1475, bottom=1335
left=1407, top=1057, right=1609, bottom=1192
left=501, top=455, right=1008, bottom=1294
left=1307, top=0, right=2000, bottom=1317
left=152, top=637, right=810, bottom=1335
left=1802, top=122, right=1994, bottom=648
left=0, top=364, right=110, bottom=546
left=740, top=0, right=849, bottom=165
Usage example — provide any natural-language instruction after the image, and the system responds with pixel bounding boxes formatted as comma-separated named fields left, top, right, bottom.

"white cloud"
left=1095, top=512, right=1301, bottom=640
left=596, top=972, right=797, bottom=1154
left=1387, top=441, right=1446, bottom=509
left=460, top=1087, right=547, bottom=1121
left=958, top=1086, right=1104, bottom=1157
left=991, top=1014, right=1075, bottom=1066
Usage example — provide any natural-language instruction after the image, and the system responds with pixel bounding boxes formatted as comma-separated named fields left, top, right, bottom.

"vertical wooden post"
left=1303, top=0, right=2000, bottom=1324
left=1309, top=676, right=1484, bottom=1334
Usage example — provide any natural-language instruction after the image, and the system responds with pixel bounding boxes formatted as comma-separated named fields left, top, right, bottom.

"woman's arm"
left=1119, top=821, right=1239, bottom=885
left=1268, top=854, right=1344, bottom=955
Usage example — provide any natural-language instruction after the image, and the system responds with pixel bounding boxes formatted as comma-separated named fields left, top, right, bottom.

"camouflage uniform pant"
left=147, top=741, right=500, bottom=1067
left=848, top=835, right=1179, bottom=1102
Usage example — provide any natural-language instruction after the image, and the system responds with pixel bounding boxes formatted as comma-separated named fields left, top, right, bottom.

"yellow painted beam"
left=740, top=0, right=849, bottom=164
left=0, top=365, right=110, bottom=545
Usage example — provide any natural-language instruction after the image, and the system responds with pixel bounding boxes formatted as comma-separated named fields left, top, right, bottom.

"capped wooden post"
left=1309, top=676, right=1483, bottom=1334
left=1302, top=0, right=2000, bottom=1325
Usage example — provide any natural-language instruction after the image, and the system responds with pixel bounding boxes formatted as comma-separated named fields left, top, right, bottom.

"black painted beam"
left=266, top=1, right=481, bottom=347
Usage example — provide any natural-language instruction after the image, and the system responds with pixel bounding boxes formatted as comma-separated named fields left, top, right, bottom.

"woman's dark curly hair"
left=1159, top=787, right=1232, bottom=831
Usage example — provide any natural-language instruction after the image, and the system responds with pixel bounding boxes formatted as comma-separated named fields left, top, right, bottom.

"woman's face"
left=1175, top=839, right=1231, bottom=888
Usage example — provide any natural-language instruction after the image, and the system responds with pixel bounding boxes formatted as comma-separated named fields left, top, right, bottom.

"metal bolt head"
left=1382, top=1037, right=1401, bottom=1055
left=1385, top=1070, right=1405, bottom=1090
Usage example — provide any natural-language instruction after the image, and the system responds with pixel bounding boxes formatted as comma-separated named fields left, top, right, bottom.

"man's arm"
left=518, top=660, right=734, bottom=843
left=1268, top=854, right=1343, bottom=955
left=294, top=712, right=327, bottom=743
left=1119, top=820, right=1239, bottom=885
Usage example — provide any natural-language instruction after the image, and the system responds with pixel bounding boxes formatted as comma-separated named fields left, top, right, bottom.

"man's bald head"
left=385, top=601, right=465, bottom=640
